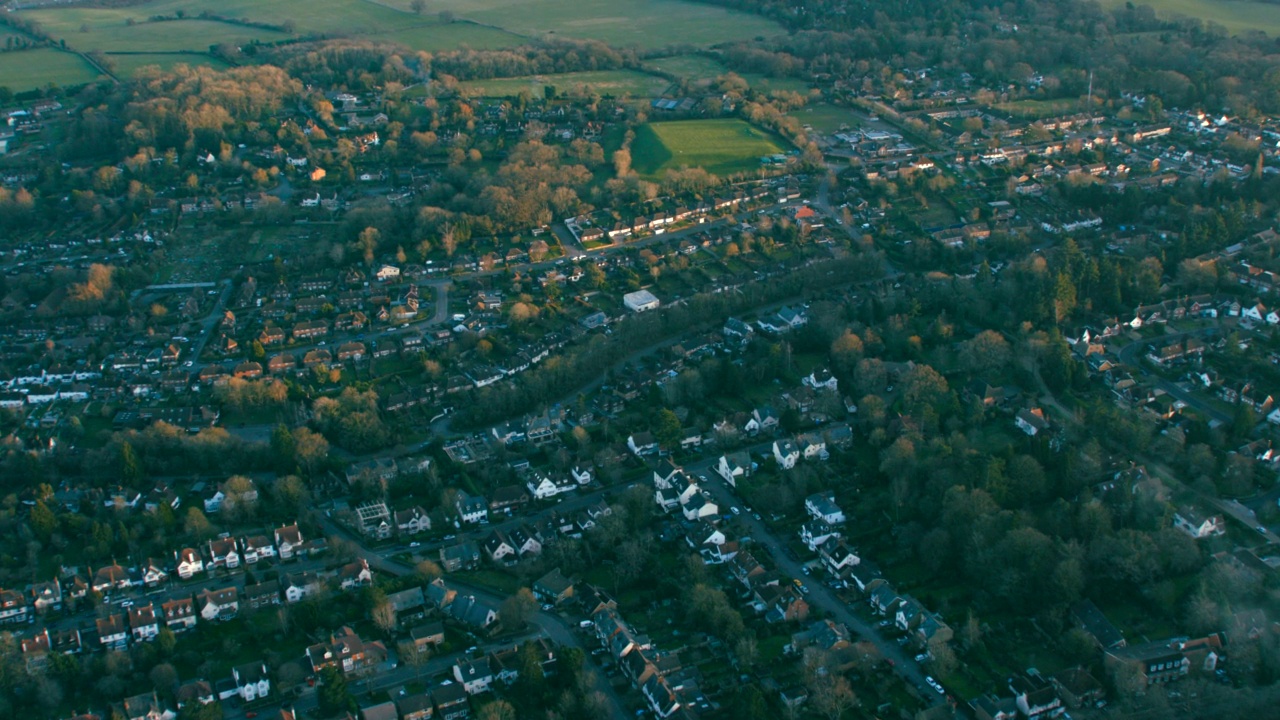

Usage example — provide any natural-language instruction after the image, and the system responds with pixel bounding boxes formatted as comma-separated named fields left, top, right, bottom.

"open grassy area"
left=1094, top=0, right=1280, bottom=36
left=375, top=0, right=784, bottom=48
left=789, top=102, right=861, bottom=133
left=0, top=48, right=102, bottom=91
left=646, top=54, right=729, bottom=83
left=994, top=97, right=1091, bottom=118
left=742, top=73, right=811, bottom=93
left=458, top=69, right=670, bottom=98
left=21, top=0, right=784, bottom=56
left=107, top=52, right=231, bottom=78
left=631, top=119, right=789, bottom=177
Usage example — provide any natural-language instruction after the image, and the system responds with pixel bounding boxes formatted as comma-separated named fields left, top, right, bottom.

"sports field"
left=788, top=103, right=861, bottom=133
left=1093, top=0, right=1280, bottom=35
left=0, top=48, right=102, bottom=91
left=631, top=119, right=789, bottom=177
left=458, top=70, right=671, bottom=98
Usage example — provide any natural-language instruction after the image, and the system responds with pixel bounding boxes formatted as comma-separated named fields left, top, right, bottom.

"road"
left=1115, top=327, right=1230, bottom=425
left=673, top=450, right=948, bottom=709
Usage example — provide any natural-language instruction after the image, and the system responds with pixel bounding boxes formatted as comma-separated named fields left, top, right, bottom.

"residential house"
left=197, top=587, right=239, bottom=622
left=306, top=626, right=388, bottom=676
left=29, top=580, right=62, bottom=613
left=453, top=657, right=494, bottom=695
left=355, top=501, right=393, bottom=539
left=338, top=559, right=373, bottom=590
left=118, top=691, right=167, bottom=720
left=232, top=662, right=271, bottom=702
left=174, top=679, right=215, bottom=709
left=245, top=581, right=282, bottom=610
left=715, top=452, right=753, bottom=487
left=628, top=432, right=659, bottom=456
left=1104, top=635, right=1222, bottom=687
left=432, top=683, right=470, bottom=720
left=773, top=440, right=800, bottom=469
left=207, top=538, right=241, bottom=569
left=533, top=568, right=575, bottom=606
left=128, top=603, right=161, bottom=642
left=397, top=693, right=434, bottom=720
left=241, top=535, right=277, bottom=564
left=275, top=524, right=303, bottom=560
left=455, top=493, right=489, bottom=524
left=1016, top=407, right=1050, bottom=436
left=0, top=589, right=28, bottom=625
left=97, top=614, right=128, bottom=650
left=805, top=492, right=846, bottom=525
left=440, top=542, right=482, bottom=572
left=284, top=572, right=322, bottom=603
left=1173, top=509, right=1226, bottom=539
left=175, top=548, right=204, bottom=579
left=162, top=597, right=198, bottom=632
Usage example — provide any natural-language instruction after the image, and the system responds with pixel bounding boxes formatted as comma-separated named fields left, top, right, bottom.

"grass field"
left=108, top=53, right=231, bottom=78
left=458, top=69, right=671, bottom=98
left=741, top=73, right=811, bottom=93
left=0, top=48, right=102, bottom=90
left=994, top=97, right=1092, bottom=118
left=789, top=103, right=861, bottom=133
left=1095, top=0, right=1280, bottom=35
left=21, top=0, right=784, bottom=56
left=646, top=54, right=730, bottom=83
left=375, top=0, right=783, bottom=48
left=631, top=119, right=789, bottom=177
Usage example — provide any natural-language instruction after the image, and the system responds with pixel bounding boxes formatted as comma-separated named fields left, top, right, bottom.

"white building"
left=623, top=289, right=660, bottom=313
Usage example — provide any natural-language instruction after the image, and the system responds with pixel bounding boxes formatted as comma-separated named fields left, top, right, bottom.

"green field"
left=646, top=54, right=730, bottom=83
left=789, top=103, right=861, bottom=133
left=20, top=0, right=784, bottom=56
left=994, top=97, right=1092, bottom=118
left=459, top=69, right=670, bottom=98
left=375, top=0, right=784, bottom=48
left=0, top=48, right=102, bottom=91
left=742, top=73, right=811, bottom=94
left=108, top=53, right=232, bottom=78
left=1094, top=0, right=1280, bottom=35
left=631, top=119, right=789, bottom=177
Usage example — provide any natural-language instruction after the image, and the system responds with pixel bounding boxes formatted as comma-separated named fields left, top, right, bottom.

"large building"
left=623, top=289, right=660, bottom=313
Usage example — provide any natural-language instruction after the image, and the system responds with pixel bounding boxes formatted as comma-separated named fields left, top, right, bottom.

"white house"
left=803, top=369, right=839, bottom=392
left=805, top=492, right=845, bottom=525
left=274, top=524, right=303, bottom=560
left=570, top=465, right=594, bottom=485
left=715, top=452, right=753, bottom=487
left=455, top=493, right=489, bottom=524
left=376, top=265, right=402, bottom=282
left=453, top=657, right=494, bottom=695
left=232, top=662, right=271, bottom=702
left=773, top=440, right=800, bottom=470
left=681, top=492, right=719, bottom=521
left=1173, top=510, right=1226, bottom=539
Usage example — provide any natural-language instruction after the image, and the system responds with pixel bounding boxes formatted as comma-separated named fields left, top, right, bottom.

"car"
left=443, top=534, right=456, bottom=541
left=915, top=653, right=930, bottom=663
left=798, top=585, right=809, bottom=595
left=730, top=506, right=740, bottom=515
left=753, top=512, right=762, bottom=521
left=245, top=713, right=257, bottom=719
left=409, top=541, right=420, bottom=548
left=793, top=578, right=803, bottom=588
left=802, top=567, right=810, bottom=575
left=878, top=620, right=891, bottom=628
left=120, top=600, right=134, bottom=607
left=925, top=677, right=944, bottom=694
left=1259, top=526, right=1268, bottom=534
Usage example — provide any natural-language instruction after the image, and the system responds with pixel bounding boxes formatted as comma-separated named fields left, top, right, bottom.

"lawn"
left=994, top=97, right=1093, bottom=119
left=630, top=119, right=789, bottom=177
left=108, top=52, right=231, bottom=78
left=742, top=73, right=811, bottom=93
left=0, top=48, right=102, bottom=91
left=458, top=69, right=670, bottom=98
left=789, top=103, right=861, bottom=133
left=375, top=0, right=784, bottom=48
left=1094, top=0, right=1280, bottom=35
left=646, top=54, right=729, bottom=83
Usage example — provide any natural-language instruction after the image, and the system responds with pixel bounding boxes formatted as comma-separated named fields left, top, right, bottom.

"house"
left=440, top=541, right=482, bottom=572
left=446, top=594, right=499, bottom=631
left=92, top=563, right=130, bottom=594
left=715, top=452, right=753, bottom=486
left=453, top=657, right=494, bottom=694
left=455, top=493, right=489, bottom=524
left=628, top=432, right=659, bottom=456
left=29, top=579, right=62, bottom=613
left=307, top=626, right=388, bottom=676
left=207, top=538, right=241, bottom=569
left=162, top=597, right=198, bottom=631
left=275, top=524, right=303, bottom=560
left=805, top=492, right=846, bottom=525
left=432, top=682, right=470, bottom=720
left=97, top=614, right=129, bottom=650
left=1104, top=635, right=1222, bottom=687
left=245, top=580, right=282, bottom=610
left=174, top=679, right=215, bottom=709
left=197, top=587, right=239, bottom=622
left=338, top=559, right=373, bottom=590
left=395, top=506, right=432, bottom=535
left=819, top=539, right=860, bottom=574
left=483, top=531, right=517, bottom=563
left=355, top=501, right=393, bottom=539
left=1016, top=407, right=1050, bottom=436
left=796, top=433, right=828, bottom=461
left=284, top=572, right=322, bottom=603
left=232, top=662, right=272, bottom=702
left=681, top=491, right=719, bottom=521
left=773, top=440, right=800, bottom=469
left=0, top=588, right=28, bottom=625
left=128, top=603, right=161, bottom=642
left=1072, top=599, right=1126, bottom=650
left=361, top=701, right=399, bottom=720
left=1050, top=667, right=1105, bottom=710
left=409, top=621, right=446, bottom=650
left=533, top=568, right=575, bottom=605
left=175, top=548, right=204, bottom=579
left=386, top=587, right=426, bottom=621
left=346, top=458, right=400, bottom=487
left=803, top=369, right=839, bottom=392
left=1173, top=509, right=1226, bottom=539
left=118, top=691, right=168, bottom=720
left=376, top=265, right=401, bottom=282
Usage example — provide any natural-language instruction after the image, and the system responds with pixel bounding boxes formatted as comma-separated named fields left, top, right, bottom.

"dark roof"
left=1072, top=599, right=1125, bottom=649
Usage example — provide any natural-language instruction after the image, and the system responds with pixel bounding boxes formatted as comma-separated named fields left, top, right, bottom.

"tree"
left=120, top=441, right=144, bottom=486
left=478, top=700, right=516, bottom=720
left=372, top=599, right=397, bottom=633
left=317, top=666, right=356, bottom=716
left=29, top=500, right=56, bottom=540
left=416, top=559, right=443, bottom=581
left=500, top=588, right=537, bottom=630
left=184, top=507, right=213, bottom=540
left=410, top=0, right=426, bottom=13
left=400, top=640, right=431, bottom=681
left=358, top=226, right=381, bottom=265
left=293, top=427, right=330, bottom=476
left=653, top=408, right=682, bottom=450
left=808, top=672, right=857, bottom=720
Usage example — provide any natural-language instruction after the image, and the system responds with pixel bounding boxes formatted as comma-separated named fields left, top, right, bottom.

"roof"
left=534, top=568, right=574, bottom=596
left=1072, top=599, right=1125, bottom=649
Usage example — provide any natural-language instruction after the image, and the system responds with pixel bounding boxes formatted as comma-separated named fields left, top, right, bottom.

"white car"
left=925, top=676, right=944, bottom=694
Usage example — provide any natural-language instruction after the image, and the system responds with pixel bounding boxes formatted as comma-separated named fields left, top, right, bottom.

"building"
left=307, top=626, right=388, bottom=676
left=623, top=289, right=660, bottom=313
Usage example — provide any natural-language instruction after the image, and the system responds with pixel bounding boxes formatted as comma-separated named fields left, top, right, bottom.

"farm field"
left=107, top=53, right=231, bottom=78
left=458, top=70, right=670, bottom=99
left=630, top=119, right=789, bottom=177
left=0, top=48, right=102, bottom=91
left=646, top=54, right=730, bottom=84
left=382, top=22, right=527, bottom=51
left=789, top=103, right=861, bottom=133
left=1093, top=0, right=1280, bottom=35
left=376, top=0, right=784, bottom=48
left=16, top=15, right=289, bottom=53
